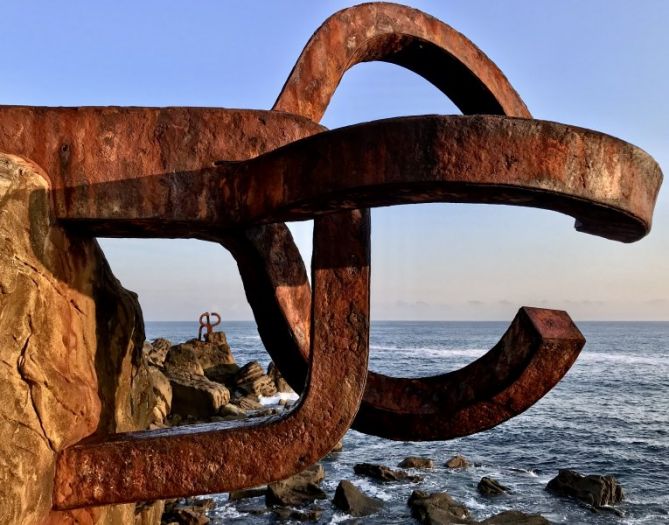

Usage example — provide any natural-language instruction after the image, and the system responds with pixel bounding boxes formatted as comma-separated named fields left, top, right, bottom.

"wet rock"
left=266, top=464, right=326, bottom=506
left=204, top=363, right=240, bottom=386
left=445, top=455, right=469, bottom=469
left=477, top=477, right=510, bottom=496
left=354, top=463, right=423, bottom=482
left=268, top=361, right=294, bottom=394
left=235, top=361, right=277, bottom=397
left=167, top=371, right=230, bottom=418
left=408, top=490, right=472, bottom=524
left=399, top=456, right=434, bottom=469
left=333, top=480, right=383, bottom=516
left=546, top=469, right=623, bottom=508
left=164, top=345, right=205, bottom=376
left=235, top=502, right=269, bottom=515
left=232, top=393, right=264, bottom=411
left=228, top=487, right=267, bottom=501
left=272, top=506, right=323, bottom=521
left=479, top=510, right=551, bottom=524
left=330, top=439, right=344, bottom=453
left=163, top=507, right=209, bottom=525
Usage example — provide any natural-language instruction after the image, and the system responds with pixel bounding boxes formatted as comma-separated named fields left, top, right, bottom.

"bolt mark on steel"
left=0, top=2, right=661, bottom=509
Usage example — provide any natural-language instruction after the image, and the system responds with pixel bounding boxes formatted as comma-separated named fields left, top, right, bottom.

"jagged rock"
left=546, top=469, right=623, bottom=508
left=478, top=477, right=510, bottom=496
left=272, top=506, right=323, bottom=521
left=333, top=480, right=383, bottom=516
left=167, top=371, right=230, bottom=418
left=266, top=464, right=326, bottom=506
left=164, top=345, right=206, bottom=376
left=0, top=155, right=158, bottom=523
left=399, top=456, right=434, bottom=469
left=445, top=455, right=469, bottom=469
left=232, top=393, right=264, bottom=411
left=147, top=337, right=172, bottom=366
left=354, top=463, right=423, bottom=482
left=148, top=365, right=172, bottom=425
left=204, top=331, right=228, bottom=346
left=235, top=361, right=277, bottom=397
left=204, top=363, right=240, bottom=386
left=408, top=490, right=472, bottom=525
left=479, top=510, right=550, bottom=524
left=162, top=507, right=209, bottom=525
left=180, top=335, right=236, bottom=369
left=228, top=487, right=267, bottom=501
left=268, top=361, right=294, bottom=394
left=330, top=439, right=344, bottom=453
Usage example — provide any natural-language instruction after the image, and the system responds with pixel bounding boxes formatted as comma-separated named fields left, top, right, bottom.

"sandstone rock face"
left=546, top=469, right=624, bottom=508
left=479, top=510, right=550, bottom=525
left=235, top=361, right=277, bottom=397
left=167, top=370, right=231, bottom=418
left=0, top=154, right=159, bottom=524
left=180, top=336, right=236, bottom=370
left=445, top=455, right=469, bottom=469
left=267, top=361, right=294, bottom=394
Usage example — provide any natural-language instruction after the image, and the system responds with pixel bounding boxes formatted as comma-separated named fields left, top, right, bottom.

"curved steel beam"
left=53, top=210, right=370, bottom=509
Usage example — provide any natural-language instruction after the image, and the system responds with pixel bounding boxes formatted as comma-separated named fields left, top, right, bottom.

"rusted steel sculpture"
left=0, top=2, right=661, bottom=509
left=198, top=312, right=221, bottom=341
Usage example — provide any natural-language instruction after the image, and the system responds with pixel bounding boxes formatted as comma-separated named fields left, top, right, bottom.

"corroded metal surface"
left=198, top=312, right=221, bottom=341
left=0, top=0, right=662, bottom=510
left=53, top=210, right=370, bottom=508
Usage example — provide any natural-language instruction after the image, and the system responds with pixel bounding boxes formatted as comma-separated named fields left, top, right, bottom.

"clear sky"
left=1, top=1, right=667, bottom=321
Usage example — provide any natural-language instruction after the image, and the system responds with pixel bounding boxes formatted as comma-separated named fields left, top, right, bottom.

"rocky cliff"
left=0, top=153, right=161, bottom=524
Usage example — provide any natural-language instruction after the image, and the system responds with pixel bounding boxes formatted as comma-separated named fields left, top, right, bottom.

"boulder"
left=354, top=463, right=423, bottom=483
left=266, top=464, right=326, bottom=506
left=147, top=337, right=172, bottom=366
left=330, top=439, right=344, bottom=453
left=399, top=456, right=434, bottom=469
left=167, top=371, right=230, bottom=418
left=219, top=403, right=246, bottom=418
left=0, top=154, right=160, bottom=523
left=204, top=363, right=240, bottom=386
left=479, top=510, right=550, bottom=524
left=235, top=361, right=277, bottom=397
left=445, top=455, right=469, bottom=469
left=333, top=480, right=383, bottom=517
left=408, top=490, right=472, bottom=525
left=164, top=345, right=206, bottom=376
left=268, top=361, right=294, bottom=394
left=477, top=477, right=510, bottom=496
left=546, top=469, right=623, bottom=508
left=180, top=335, right=236, bottom=369
left=232, top=393, right=264, bottom=411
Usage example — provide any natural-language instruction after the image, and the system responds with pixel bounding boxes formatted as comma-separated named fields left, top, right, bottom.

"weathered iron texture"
left=0, top=1, right=662, bottom=509
left=198, top=312, right=221, bottom=341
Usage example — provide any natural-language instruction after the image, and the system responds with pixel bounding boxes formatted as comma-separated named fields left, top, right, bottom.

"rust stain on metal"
left=0, top=1, right=661, bottom=510
left=198, top=312, right=221, bottom=341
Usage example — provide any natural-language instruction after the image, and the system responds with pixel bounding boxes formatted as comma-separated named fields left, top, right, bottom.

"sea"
left=145, top=321, right=669, bottom=524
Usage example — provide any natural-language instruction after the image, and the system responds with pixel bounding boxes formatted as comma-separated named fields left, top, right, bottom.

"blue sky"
left=1, top=1, right=667, bottom=320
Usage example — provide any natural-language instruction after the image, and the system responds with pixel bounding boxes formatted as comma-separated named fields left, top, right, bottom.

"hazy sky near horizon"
left=1, top=1, right=667, bottom=321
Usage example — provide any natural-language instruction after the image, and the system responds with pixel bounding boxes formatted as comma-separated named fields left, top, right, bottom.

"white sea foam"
left=259, top=392, right=299, bottom=406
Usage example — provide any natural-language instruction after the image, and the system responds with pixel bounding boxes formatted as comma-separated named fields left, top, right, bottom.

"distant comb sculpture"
left=0, top=2, right=661, bottom=509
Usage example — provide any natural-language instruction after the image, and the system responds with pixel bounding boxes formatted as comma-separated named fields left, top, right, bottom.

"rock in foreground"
left=477, top=477, right=510, bottom=496
left=266, top=464, right=326, bottom=506
left=408, top=490, right=471, bottom=524
left=333, top=480, right=383, bottom=517
left=546, top=469, right=623, bottom=508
